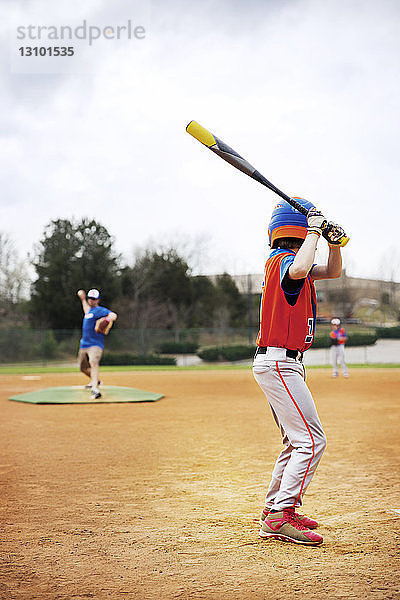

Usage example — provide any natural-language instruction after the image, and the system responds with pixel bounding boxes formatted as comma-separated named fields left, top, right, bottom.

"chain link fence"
left=0, top=327, right=259, bottom=365
left=2, top=326, right=394, bottom=366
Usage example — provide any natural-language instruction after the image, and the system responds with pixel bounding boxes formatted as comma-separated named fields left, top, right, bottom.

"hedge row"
left=375, top=326, right=400, bottom=339
left=312, top=332, right=378, bottom=348
left=197, top=345, right=255, bottom=362
left=156, top=341, right=199, bottom=354
left=197, top=333, right=379, bottom=362
left=101, top=353, right=176, bottom=366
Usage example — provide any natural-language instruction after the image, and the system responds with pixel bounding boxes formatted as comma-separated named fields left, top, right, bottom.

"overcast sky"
left=2, top=0, right=400, bottom=280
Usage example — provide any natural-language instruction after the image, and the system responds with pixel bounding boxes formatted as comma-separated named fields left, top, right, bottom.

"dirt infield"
left=1, top=368, right=399, bottom=600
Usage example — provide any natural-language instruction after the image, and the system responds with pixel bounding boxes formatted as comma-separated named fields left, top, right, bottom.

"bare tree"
left=378, top=245, right=400, bottom=283
left=377, top=246, right=400, bottom=323
left=0, top=233, right=30, bottom=326
left=135, top=231, right=213, bottom=275
left=0, top=233, right=29, bottom=304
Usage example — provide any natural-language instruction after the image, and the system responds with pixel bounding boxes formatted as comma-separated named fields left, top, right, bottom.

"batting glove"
left=322, top=222, right=346, bottom=246
left=307, top=208, right=327, bottom=236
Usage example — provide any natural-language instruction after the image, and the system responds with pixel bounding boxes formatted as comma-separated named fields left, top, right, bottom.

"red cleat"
left=259, top=508, right=323, bottom=546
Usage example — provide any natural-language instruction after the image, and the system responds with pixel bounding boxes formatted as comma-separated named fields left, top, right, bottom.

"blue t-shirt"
left=80, top=305, right=111, bottom=349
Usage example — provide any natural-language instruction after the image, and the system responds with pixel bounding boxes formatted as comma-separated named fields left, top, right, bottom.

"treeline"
left=0, top=218, right=248, bottom=330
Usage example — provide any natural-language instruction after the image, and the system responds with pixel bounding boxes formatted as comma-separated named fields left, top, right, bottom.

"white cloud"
left=1, top=0, right=400, bottom=279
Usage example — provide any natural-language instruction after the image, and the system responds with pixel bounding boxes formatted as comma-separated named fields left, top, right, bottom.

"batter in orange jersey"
left=254, top=197, right=347, bottom=546
left=257, top=248, right=317, bottom=353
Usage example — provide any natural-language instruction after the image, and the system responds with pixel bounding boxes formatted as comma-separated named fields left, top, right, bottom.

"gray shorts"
left=78, top=346, right=103, bottom=370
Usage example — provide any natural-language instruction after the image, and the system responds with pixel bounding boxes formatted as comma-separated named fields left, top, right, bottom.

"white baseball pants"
left=253, top=348, right=327, bottom=511
left=331, top=344, right=348, bottom=377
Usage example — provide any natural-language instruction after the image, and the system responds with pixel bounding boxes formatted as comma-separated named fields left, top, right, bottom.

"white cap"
left=87, top=288, right=100, bottom=299
left=331, top=318, right=341, bottom=325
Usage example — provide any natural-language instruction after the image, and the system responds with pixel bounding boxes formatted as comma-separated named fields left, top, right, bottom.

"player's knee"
left=315, top=432, right=327, bottom=456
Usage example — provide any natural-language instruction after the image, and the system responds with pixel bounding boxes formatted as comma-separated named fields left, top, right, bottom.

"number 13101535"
left=19, top=46, right=74, bottom=56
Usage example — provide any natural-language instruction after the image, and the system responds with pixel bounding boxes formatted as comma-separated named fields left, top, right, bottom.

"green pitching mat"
left=9, top=386, right=164, bottom=405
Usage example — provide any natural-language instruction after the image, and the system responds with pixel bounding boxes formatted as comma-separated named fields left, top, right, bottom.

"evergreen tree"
left=30, top=218, right=120, bottom=329
left=116, top=249, right=193, bottom=329
left=190, top=276, right=218, bottom=327
left=214, top=273, right=247, bottom=327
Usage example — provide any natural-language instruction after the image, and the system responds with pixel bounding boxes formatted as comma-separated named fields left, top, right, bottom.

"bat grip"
left=253, top=170, right=307, bottom=214
left=275, top=189, right=309, bottom=216
left=286, top=197, right=308, bottom=216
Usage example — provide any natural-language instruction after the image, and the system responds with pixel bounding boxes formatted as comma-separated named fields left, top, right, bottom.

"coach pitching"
left=77, top=288, right=117, bottom=399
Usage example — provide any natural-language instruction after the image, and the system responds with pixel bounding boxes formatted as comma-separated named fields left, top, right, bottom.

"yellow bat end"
left=186, top=121, right=217, bottom=148
left=340, top=236, right=350, bottom=247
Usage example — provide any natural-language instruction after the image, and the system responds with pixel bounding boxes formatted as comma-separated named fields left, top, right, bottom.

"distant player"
left=330, top=318, right=348, bottom=377
left=253, top=198, right=346, bottom=545
left=77, top=288, right=117, bottom=399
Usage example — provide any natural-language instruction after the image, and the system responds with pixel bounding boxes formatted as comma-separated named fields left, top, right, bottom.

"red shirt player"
left=330, top=318, right=349, bottom=377
left=253, top=197, right=346, bottom=545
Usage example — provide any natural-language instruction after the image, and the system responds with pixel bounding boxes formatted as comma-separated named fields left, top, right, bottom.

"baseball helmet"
left=87, top=288, right=100, bottom=299
left=331, top=318, right=341, bottom=325
left=268, top=197, right=315, bottom=247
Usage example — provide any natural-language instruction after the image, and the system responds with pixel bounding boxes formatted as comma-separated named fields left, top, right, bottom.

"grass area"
left=307, top=363, right=400, bottom=369
left=1, top=364, right=249, bottom=374
left=0, top=363, right=399, bottom=375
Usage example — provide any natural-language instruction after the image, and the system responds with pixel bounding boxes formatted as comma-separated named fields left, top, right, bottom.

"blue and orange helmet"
left=268, top=197, right=314, bottom=247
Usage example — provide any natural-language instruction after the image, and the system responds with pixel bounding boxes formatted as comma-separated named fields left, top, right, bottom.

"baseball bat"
left=186, top=120, right=349, bottom=247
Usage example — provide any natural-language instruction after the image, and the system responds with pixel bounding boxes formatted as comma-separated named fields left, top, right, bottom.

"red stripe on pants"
left=275, top=361, right=315, bottom=508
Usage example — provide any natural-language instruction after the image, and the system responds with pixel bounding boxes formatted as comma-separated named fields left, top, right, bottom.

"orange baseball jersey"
left=256, top=249, right=317, bottom=352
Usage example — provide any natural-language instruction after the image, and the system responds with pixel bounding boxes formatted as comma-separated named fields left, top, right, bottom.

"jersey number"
left=305, top=318, right=314, bottom=344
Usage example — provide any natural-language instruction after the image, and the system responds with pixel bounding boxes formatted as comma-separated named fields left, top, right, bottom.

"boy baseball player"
left=253, top=198, right=346, bottom=545
left=77, top=288, right=117, bottom=399
left=330, top=318, right=348, bottom=377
